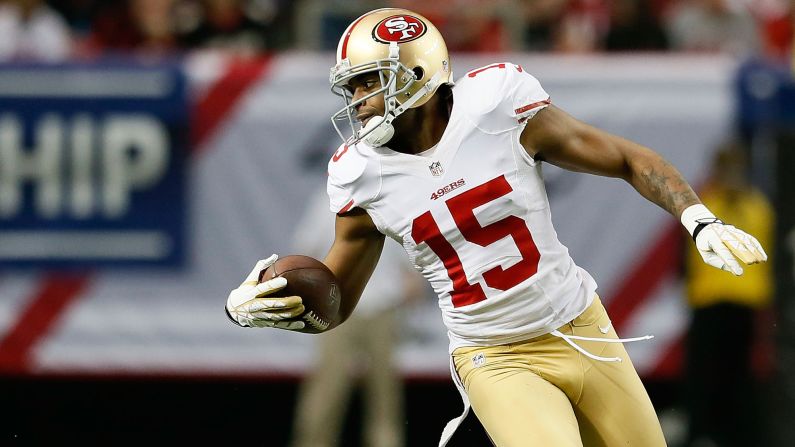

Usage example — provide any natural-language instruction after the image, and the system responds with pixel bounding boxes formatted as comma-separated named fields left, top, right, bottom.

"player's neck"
left=389, top=93, right=451, bottom=155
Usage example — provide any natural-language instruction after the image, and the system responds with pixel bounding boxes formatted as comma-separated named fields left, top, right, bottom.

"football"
left=258, top=255, right=341, bottom=334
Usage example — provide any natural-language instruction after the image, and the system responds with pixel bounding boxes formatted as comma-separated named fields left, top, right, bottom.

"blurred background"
left=0, top=0, right=794, bottom=446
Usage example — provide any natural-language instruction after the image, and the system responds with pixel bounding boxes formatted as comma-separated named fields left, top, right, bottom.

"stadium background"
left=0, top=1, right=794, bottom=446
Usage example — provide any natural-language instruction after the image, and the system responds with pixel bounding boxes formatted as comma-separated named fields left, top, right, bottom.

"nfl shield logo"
left=429, top=161, right=443, bottom=177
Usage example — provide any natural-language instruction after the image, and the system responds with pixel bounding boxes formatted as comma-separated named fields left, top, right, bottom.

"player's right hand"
left=225, top=254, right=306, bottom=330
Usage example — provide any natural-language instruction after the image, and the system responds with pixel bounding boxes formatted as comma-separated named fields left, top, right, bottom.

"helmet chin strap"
left=360, top=70, right=444, bottom=147
left=362, top=113, right=396, bottom=147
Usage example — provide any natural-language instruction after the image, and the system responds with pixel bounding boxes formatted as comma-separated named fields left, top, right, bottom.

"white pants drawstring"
left=550, top=330, right=654, bottom=362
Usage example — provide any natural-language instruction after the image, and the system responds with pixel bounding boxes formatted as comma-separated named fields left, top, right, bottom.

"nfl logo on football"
left=429, top=161, right=444, bottom=177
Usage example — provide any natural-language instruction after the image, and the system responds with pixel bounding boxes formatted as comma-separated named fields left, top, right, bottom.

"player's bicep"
left=323, top=208, right=384, bottom=320
left=520, top=105, right=638, bottom=180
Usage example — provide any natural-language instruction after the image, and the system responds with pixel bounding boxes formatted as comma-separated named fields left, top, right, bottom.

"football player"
left=226, top=8, right=767, bottom=447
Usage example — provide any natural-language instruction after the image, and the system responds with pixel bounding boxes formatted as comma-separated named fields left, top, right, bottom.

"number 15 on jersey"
left=411, top=175, right=541, bottom=308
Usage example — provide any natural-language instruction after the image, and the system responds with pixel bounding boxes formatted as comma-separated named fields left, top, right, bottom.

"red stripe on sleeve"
left=515, top=98, right=551, bottom=116
left=337, top=200, right=355, bottom=214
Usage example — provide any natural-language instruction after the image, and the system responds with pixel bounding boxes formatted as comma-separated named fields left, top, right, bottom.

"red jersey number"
left=331, top=145, right=349, bottom=162
left=411, top=175, right=540, bottom=308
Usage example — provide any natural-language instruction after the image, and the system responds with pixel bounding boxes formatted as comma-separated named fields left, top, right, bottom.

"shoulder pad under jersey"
left=326, top=142, right=381, bottom=214
left=454, top=62, right=551, bottom=134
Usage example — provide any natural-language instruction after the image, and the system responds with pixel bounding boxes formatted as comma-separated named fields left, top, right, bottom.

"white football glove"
left=681, top=204, right=768, bottom=276
left=225, top=254, right=306, bottom=330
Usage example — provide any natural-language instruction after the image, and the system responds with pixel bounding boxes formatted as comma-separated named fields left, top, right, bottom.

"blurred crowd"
left=0, top=0, right=793, bottom=61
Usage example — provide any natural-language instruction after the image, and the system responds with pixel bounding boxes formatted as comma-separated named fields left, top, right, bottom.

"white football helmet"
left=330, top=8, right=453, bottom=147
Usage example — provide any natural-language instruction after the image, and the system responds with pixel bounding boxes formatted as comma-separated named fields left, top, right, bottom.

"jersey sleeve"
left=326, top=143, right=381, bottom=214
left=457, top=62, right=551, bottom=133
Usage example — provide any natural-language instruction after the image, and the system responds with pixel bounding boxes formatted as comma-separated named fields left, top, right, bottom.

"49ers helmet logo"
left=373, top=15, right=427, bottom=43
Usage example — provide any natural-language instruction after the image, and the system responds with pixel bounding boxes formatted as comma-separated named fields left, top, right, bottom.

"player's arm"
left=522, top=105, right=698, bottom=217
left=521, top=105, right=766, bottom=274
left=323, top=208, right=385, bottom=323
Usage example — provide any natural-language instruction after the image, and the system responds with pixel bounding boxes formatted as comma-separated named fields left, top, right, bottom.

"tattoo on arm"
left=635, top=157, right=699, bottom=217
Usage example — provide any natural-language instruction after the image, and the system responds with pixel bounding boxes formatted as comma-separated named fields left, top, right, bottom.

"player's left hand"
left=681, top=204, right=767, bottom=276
left=225, top=255, right=306, bottom=330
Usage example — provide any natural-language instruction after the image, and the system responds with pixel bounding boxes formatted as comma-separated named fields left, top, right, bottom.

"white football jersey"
left=327, top=62, right=597, bottom=352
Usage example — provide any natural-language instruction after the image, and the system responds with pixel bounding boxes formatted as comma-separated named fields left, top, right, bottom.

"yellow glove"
left=681, top=204, right=767, bottom=276
left=225, top=254, right=306, bottom=330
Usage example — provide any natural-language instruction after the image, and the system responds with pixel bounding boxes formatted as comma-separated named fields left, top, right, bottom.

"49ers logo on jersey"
left=373, top=15, right=427, bottom=43
left=430, top=179, right=466, bottom=200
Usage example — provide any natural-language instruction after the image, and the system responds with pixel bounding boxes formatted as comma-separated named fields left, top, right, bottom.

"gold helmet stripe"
left=340, top=14, right=369, bottom=60
left=339, top=8, right=394, bottom=60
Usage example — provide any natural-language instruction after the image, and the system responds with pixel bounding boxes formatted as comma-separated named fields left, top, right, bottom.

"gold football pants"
left=452, top=296, right=667, bottom=447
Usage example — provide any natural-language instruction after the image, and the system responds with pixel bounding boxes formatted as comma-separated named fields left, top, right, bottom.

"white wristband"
left=680, top=204, right=716, bottom=236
